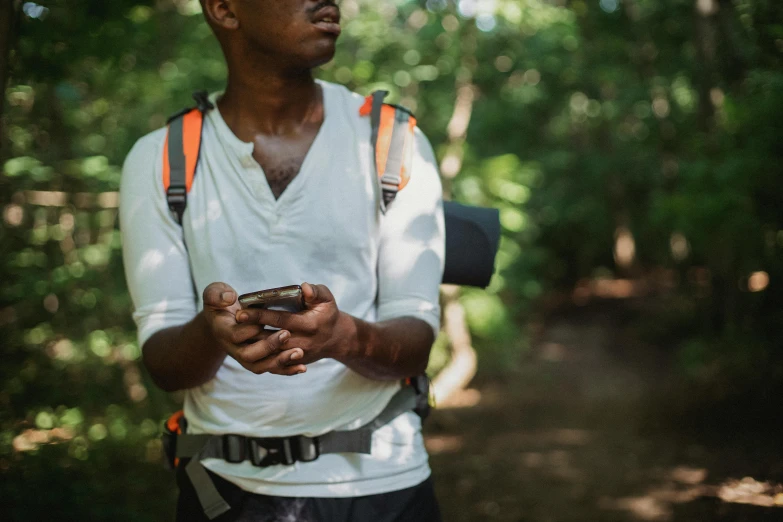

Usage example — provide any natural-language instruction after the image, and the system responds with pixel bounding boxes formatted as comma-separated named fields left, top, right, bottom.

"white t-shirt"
left=119, top=80, right=445, bottom=497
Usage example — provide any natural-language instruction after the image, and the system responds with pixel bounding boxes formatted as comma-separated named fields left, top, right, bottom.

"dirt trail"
left=427, top=299, right=783, bottom=522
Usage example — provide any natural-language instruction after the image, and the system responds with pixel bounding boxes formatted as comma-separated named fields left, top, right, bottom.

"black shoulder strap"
left=164, top=92, right=213, bottom=224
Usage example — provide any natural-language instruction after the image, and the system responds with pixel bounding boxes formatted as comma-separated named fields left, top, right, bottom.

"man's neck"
left=217, top=68, right=322, bottom=141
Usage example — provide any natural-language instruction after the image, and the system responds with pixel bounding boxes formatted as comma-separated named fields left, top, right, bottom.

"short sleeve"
left=119, top=130, right=199, bottom=347
left=376, top=127, right=445, bottom=335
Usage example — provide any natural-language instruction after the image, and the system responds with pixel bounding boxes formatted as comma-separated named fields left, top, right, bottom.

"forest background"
left=2, top=0, right=783, bottom=520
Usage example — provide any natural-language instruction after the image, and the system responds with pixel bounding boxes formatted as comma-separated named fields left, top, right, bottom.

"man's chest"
left=186, top=133, right=377, bottom=260
left=251, top=125, right=321, bottom=200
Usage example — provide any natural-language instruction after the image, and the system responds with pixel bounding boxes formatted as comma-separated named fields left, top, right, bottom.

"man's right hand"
left=202, top=282, right=307, bottom=376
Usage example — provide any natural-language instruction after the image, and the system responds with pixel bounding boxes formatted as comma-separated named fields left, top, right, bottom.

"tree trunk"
left=431, top=21, right=480, bottom=408
left=432, top=285, right=480, bottom=407
left=694, top=0, right=719, bottom=132
left=0, top=0, right=20, bottom=126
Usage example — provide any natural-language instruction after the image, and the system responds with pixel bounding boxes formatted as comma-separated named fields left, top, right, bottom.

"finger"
left=281, top=347, right=304, bottom=365
left=265, top=348, right=306, bottom=372
left=227, top=322, right=270, bottom=345
left=302, top=282, right=334, bottom=307
left=210, top=309, right=244, bottom=340
left=254, top=350, right=307, bottom=376
left=269, top=361, right=307, bottom=376
left=203, top=282, right=238, bottom=309
left=236, top=330, right=290, bottom=364
left=210, top=306, right=266, bottom=343
left=236, top=308, right=306, bottom=331
left=241, top=328, right=276, bottom=345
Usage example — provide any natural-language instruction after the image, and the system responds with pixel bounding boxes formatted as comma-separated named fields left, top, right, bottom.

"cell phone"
left=238, top=285, right=305, bottom=313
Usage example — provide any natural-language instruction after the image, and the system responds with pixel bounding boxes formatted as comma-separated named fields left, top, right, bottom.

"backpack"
left=163, top=90, right=500, bottom=288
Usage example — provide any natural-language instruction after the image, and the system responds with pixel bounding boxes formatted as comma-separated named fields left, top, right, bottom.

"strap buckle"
left=221, top=434, right=247, bottom=464
left=411, top=374, right=431, bottom=419
left=248, top=436, right=320, bottom=467
left=192, top=91, right=215, bottom=113
left=248, top=438, right=290, bottom=467
left=167, top=186, right=187, bottom=223
left=293, top=436, right=320, bottom=463
left=167, top=186, right=187, bottom=205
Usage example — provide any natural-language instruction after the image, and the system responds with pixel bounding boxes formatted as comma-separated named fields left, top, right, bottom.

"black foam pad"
left=443, top=201, right=501, bottom=288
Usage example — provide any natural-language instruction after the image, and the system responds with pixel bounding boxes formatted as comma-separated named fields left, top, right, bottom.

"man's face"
left=233, top=0, right=341, bottom=69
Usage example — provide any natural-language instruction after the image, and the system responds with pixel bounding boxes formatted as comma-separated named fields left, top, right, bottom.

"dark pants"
left=175, top=464, right=443, bottom=522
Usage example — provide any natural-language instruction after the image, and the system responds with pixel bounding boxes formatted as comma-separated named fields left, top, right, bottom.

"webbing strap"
left=176, top=428, right=374, bottom=461
left=175, top=385, right=418, bottom=461
left=165, top=115, right=185, bottom=183
left=318, top=428, right=373, bottom=455
left=380, top=109, right=410, bottom=206
left=176, top=433, right=213, bottom=458
left=366, top=384, right=418, bottom=431
left=164, top=108, right=204, bottom=224
left=318, top=385, right=418, bottom=454
left=363, top=91, right=416, bottom=213
left=185, top=454, right=231, bottom=520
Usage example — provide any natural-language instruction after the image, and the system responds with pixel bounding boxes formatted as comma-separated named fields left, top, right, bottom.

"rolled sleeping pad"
left=442, top=201, right=501, bottom=288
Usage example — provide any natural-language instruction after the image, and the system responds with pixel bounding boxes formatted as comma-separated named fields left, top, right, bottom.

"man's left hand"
left=234, top=282, right=348, bottom=366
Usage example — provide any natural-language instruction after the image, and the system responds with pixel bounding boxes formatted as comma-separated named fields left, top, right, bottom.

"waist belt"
left=164, top=378, right=429, bottom=520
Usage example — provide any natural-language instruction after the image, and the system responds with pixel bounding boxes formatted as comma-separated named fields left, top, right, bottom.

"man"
left=120, top=1, right=445, bottom=520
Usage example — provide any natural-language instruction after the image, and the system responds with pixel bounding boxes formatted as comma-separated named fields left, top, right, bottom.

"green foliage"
left=2, top=0, right=783, bottom=519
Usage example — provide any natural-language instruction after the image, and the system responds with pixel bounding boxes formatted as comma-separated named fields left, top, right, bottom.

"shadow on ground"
left=427, top=298, right=783, bottom=522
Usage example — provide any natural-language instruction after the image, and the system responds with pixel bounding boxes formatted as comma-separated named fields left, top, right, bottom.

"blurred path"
left=427, top=299, right=783, bottom=522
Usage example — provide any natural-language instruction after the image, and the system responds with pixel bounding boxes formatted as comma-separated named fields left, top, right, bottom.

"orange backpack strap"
left=163, top=91, right=213, bottom=224
left=359, top=91, right=417, bottom=214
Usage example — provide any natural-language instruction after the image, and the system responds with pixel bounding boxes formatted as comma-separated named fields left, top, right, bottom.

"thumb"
left=302, top=283, right=334, bottom=307
left=203, top=282, right=238, bottom=309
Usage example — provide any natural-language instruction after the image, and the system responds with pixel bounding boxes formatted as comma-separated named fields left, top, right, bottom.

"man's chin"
left=304, top=45, right=337, bottom=70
